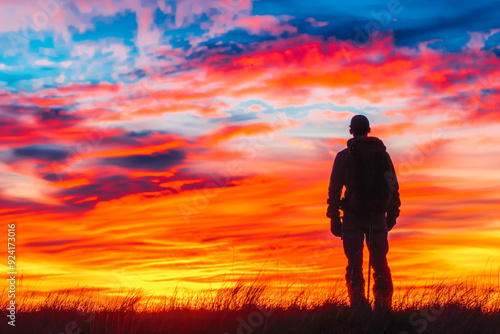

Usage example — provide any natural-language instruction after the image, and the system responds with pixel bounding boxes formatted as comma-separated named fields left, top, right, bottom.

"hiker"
left=327, top=114, right=401, bottom=313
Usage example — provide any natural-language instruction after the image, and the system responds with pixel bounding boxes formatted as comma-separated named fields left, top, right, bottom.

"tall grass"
left=1, top=273, right=499, bottom=333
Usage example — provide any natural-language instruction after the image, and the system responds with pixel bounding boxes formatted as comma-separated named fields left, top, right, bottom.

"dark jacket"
left=328, top=136, right=401, bottom=220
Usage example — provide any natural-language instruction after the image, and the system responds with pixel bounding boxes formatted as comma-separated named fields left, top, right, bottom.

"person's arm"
left=385, top=152, right=401, bottom=230
left=327, top=152, right=345, bottom=217
left=327, top=152, right=345, bottom=237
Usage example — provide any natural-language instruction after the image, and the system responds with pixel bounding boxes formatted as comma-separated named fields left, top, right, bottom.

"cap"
left=349, top=115, right=370, bottom=135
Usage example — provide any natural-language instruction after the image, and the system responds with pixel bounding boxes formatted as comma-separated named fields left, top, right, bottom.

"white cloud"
left=60, top=60, right=74, bottom=68
left=55, top=73, right=66, bottom=84
left=34, top=59, right=56, bottom=66
left=101, top=43, right=132, bottom=63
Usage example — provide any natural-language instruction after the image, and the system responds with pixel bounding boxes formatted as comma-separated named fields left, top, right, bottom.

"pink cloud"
left=234, top=15, right=297, bottom=35
left=305, top=17, right=329, bottom=28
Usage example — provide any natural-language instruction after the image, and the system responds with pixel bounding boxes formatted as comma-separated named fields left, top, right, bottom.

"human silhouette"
left=327, top=115, right=401, bottom=313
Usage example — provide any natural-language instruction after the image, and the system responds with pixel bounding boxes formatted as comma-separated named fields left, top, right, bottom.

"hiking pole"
left=367, top=210, right=374, bottom=306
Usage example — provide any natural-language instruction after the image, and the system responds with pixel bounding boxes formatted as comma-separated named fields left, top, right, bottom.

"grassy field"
left=1, top=276, right=500, bottom=334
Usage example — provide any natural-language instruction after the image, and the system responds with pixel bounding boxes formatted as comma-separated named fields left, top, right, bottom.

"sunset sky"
left=1, top=0, right=500, bottom=297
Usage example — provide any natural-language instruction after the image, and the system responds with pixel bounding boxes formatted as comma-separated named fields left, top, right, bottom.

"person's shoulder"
left=334, top=147, right=349, bottom=163
left=337, top=147, right=349, bottom=156
left=367, top=136, right=385, bottom=146
left=338, top=147, right=349, bottom=154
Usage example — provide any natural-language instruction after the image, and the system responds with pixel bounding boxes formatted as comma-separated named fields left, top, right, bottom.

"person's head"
left=349, top=114, right=370, bottom=137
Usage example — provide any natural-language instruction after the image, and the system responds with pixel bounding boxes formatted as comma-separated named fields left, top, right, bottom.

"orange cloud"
left=196, top=122, right=279, bottom=146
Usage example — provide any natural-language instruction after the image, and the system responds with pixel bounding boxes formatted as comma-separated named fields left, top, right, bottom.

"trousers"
left=341, top=210, right=393, bottom=310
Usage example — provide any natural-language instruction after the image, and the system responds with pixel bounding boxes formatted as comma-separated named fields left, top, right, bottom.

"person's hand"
left=330, top=213, right=342, bottom=237
left=386, top=216, right=397, bottom=231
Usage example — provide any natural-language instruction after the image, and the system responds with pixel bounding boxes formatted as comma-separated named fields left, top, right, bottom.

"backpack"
left=345, top=137, right=392, bottom=216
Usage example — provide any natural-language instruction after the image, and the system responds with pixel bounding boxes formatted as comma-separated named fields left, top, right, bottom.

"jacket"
left=327, top=136, right=401, bottom=220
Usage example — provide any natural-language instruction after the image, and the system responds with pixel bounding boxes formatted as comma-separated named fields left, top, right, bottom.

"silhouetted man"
left=327, top=115, right=401, bottom=313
